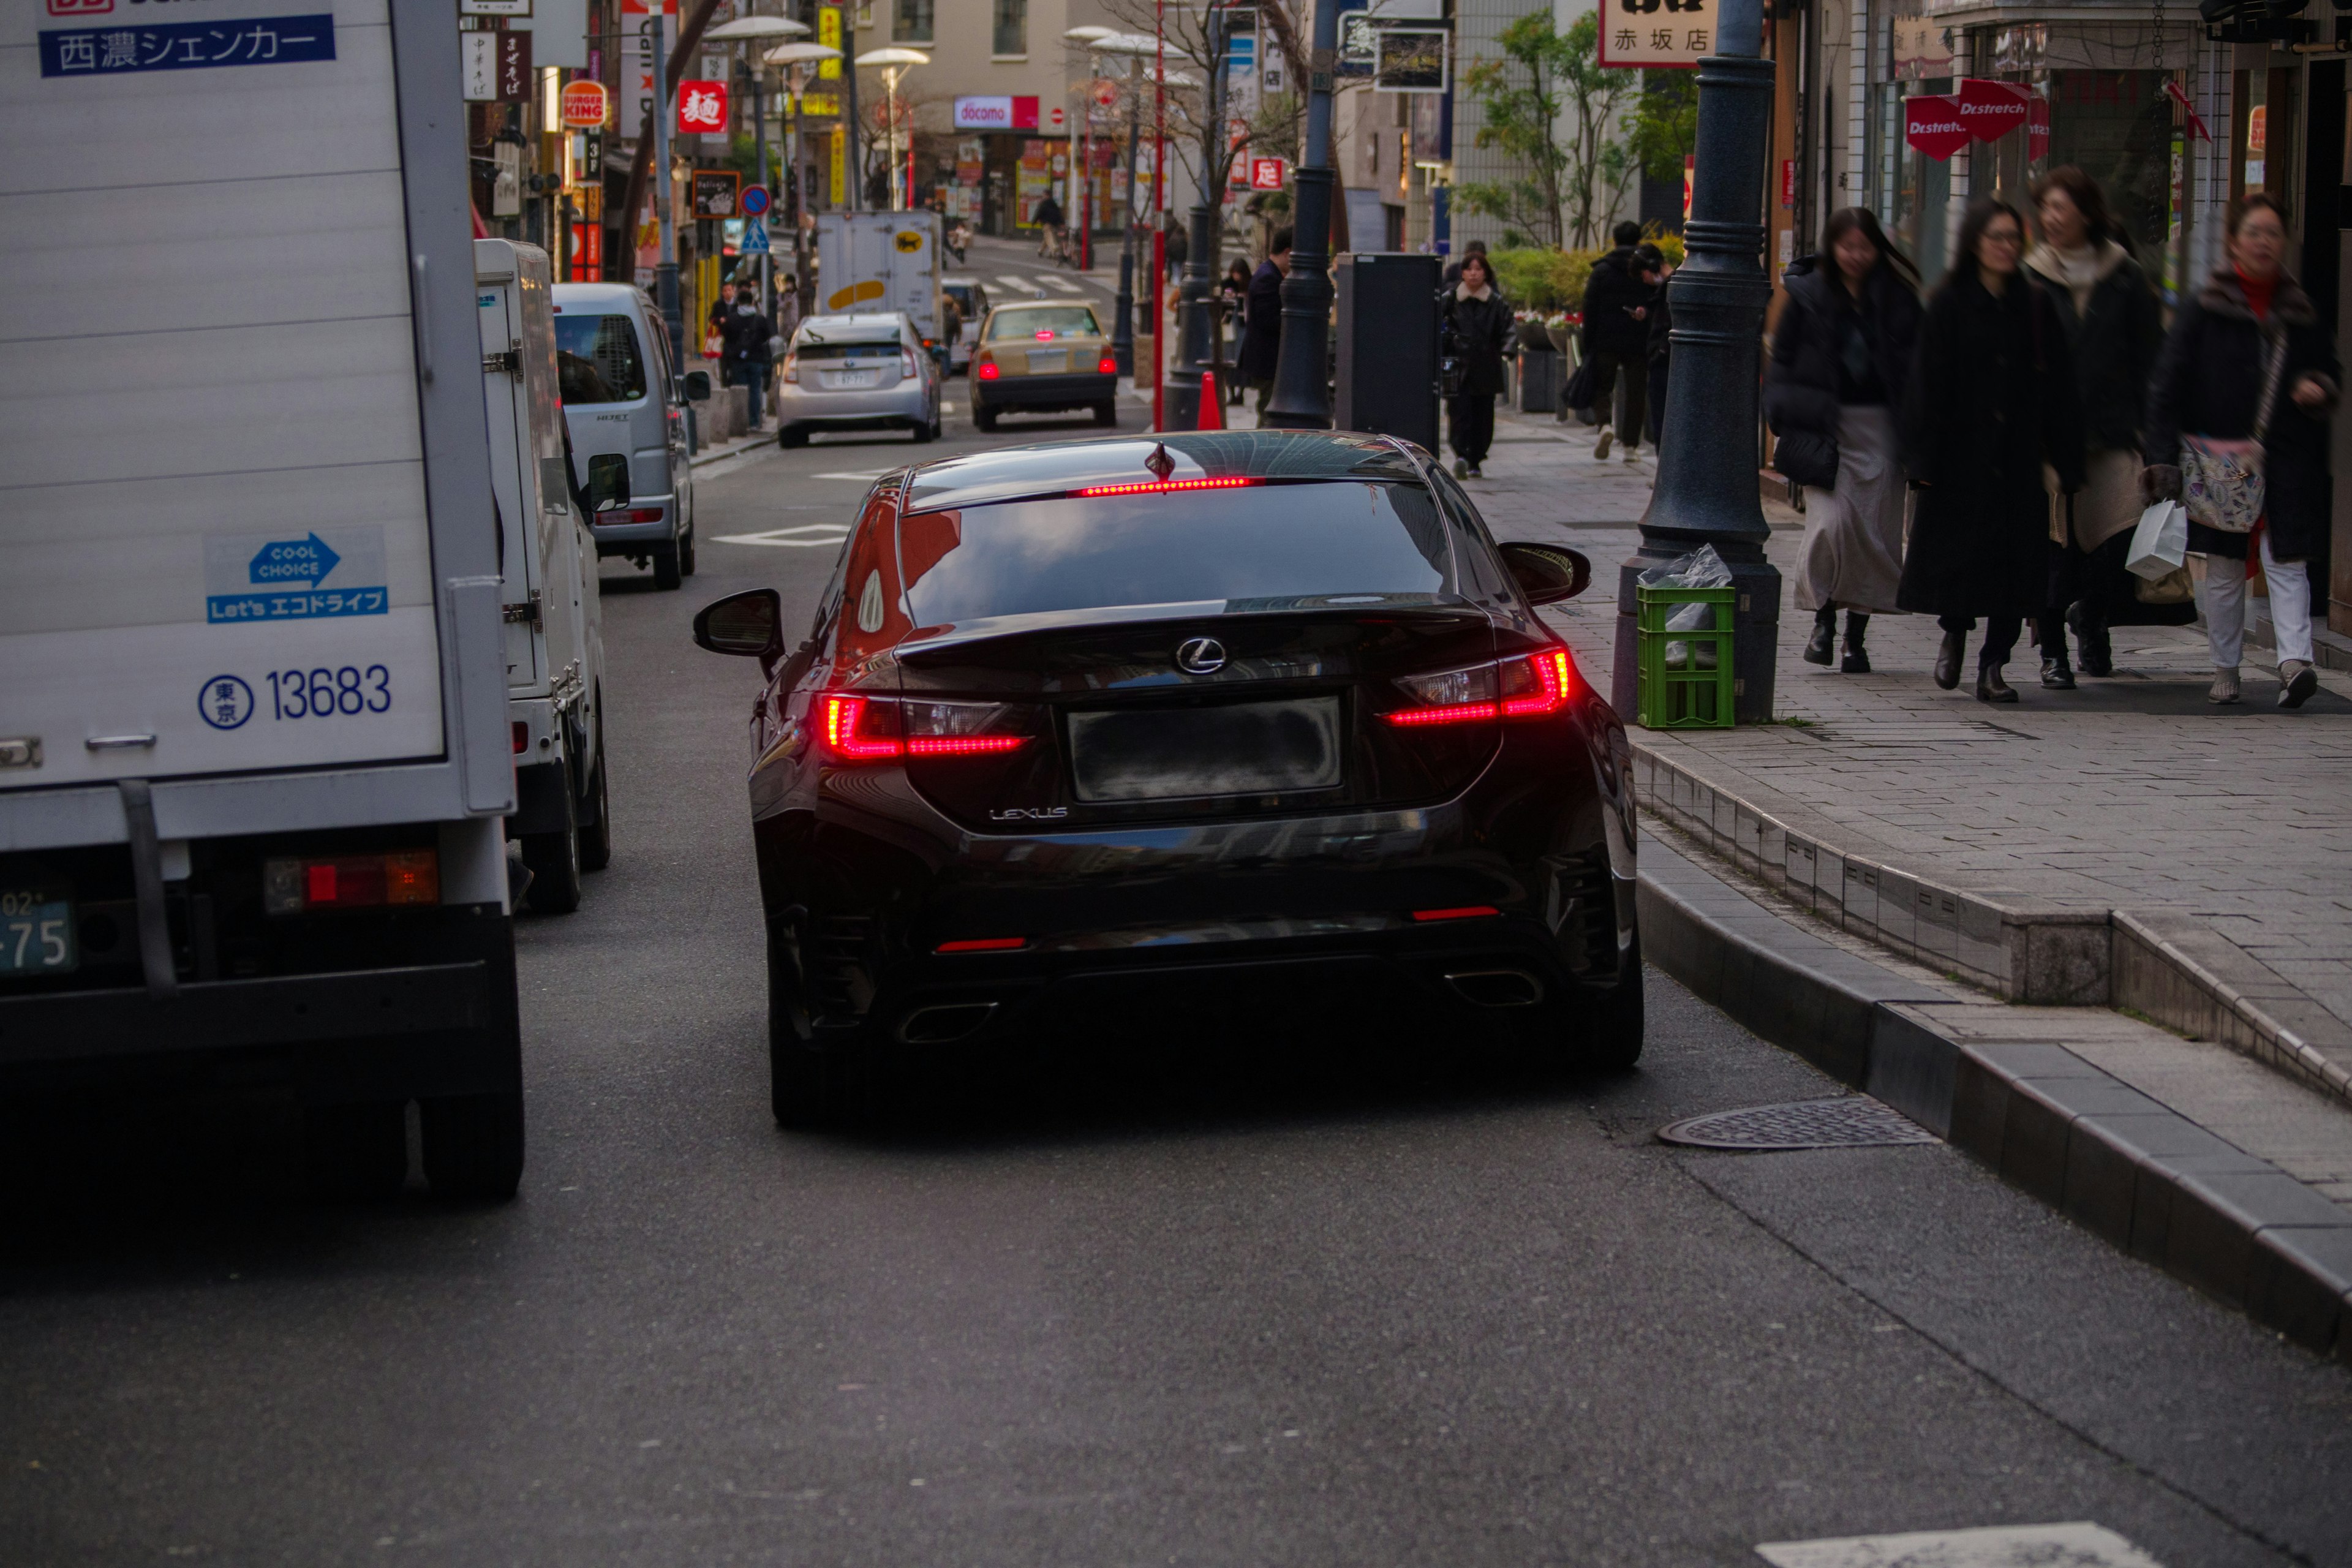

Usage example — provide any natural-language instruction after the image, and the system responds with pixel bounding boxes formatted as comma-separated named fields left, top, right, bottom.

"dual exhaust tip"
left=1444, top=969, right=1546, bottom=1008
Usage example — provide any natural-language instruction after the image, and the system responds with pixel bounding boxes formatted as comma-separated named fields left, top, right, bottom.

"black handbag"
left=1561, top=354, right=1598, bottom=412
left=1773, top=428, right=1839, bottom=489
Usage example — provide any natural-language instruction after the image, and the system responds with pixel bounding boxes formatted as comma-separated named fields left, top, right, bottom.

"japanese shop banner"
left=1599, top=0, right=1713, bottom=69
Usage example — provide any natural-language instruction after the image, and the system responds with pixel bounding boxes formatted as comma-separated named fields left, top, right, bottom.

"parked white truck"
left=815, top=210, right=944, bottom=353
left=0, top=0, right=526, bottom=1198
left=478, top=239, right=610, bottom=916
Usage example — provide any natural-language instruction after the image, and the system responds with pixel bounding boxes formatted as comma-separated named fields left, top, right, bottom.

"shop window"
left=2045, top=72, right=2180, bottom=269
left=992, top=0, right=1027, bottom=58
left=895, top=0, right=932, bottom=43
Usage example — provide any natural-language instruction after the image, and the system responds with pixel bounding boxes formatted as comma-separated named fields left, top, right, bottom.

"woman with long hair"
left=2022, top=167, right=2177, bottom=687
left=1898, top=199, right=2086, bottom=701
left=2144, top=193, right=2340, bottom=707
left=1768, top=207, right=1924, bottom=673
left=1441, top=251, right=1512, bottom=479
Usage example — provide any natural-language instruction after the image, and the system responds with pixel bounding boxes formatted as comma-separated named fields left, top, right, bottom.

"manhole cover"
left=1657, top=1096, right=1937, bottom=1150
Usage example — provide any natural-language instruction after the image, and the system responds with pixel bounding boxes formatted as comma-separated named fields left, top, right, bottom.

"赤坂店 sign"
left=952, top=95, right=1039, bottom=131
left=1599, top=0, right=1714, bottom=68
left=1904, top=79, right=2046, bottom=161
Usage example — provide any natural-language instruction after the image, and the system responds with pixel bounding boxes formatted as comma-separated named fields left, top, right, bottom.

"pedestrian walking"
left=722, top=290, right=772, bottom=426
left=703, top=280, right=736, bottom=360
left=1768, top=208, right=1924, bottom=676
left=2143, top=192, right=2340, bottom=708
left=1441, top=238, right=1488, bottom=291
left=1898, top=198, right=2085, bottom=703
left=1441, top=251, right=1511, bottom=479
left=2022, top=167, right=2176, bottom=688
left=1221, top=258, right=1251, bottom=402
left=1240, top=228, right=1292, bottom=417
left=1580, top=221, right=1655, bottom=461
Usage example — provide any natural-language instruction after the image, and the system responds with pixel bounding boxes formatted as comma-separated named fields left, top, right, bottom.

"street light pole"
left=654, top=1, right=684, bottom=372
left=1609, top=0, right=1781, bottom=723
left=1261, top=0, right=1338, bottom=429
left=1163, top=3, right=1226, bottom=431
left=1114, top=56, right=1139, bottom=375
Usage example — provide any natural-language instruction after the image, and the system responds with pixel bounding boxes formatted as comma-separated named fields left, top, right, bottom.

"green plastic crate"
left=1634, top=583, right=1736, bottom=729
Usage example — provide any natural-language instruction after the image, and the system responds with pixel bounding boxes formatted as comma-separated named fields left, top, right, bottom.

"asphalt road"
left=4, top=396, right=2351, bottom=1568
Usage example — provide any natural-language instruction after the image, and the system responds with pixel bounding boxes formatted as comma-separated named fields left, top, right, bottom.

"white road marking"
left=713, top=524, right=853, bottom=548
left=995, top=275, right=1048, bottom=296
left=812, top=469, right=891, bottom=481
left=1755, top=1523, right=2166, bottom=1568
left=1042, top=274, right=1087, bottom=293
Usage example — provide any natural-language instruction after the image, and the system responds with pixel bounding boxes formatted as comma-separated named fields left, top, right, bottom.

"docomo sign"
left=1904, top=80, right=2039, bottom=162
left=952, top=94, right=1039, bottom=130
left=560, top=79, right=609, bottom=130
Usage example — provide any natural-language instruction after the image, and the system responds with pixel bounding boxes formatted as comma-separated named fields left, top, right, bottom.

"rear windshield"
left=899, top=482, right=1453, bottom=625
left=984, top=307, right=1101, bottom=341
left=554, top=314, right=647, bottom=404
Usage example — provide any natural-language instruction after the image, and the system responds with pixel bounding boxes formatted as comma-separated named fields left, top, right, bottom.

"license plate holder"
left=1068, top=698, right=1344, bottom=802
left=1025, top=349, right=1067, bottom=374
left=1, top=884, right=78, bottom=976
left=824, top=369, right=880, bottom=390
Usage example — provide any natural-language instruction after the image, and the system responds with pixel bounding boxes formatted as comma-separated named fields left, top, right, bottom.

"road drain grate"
left=1657, top=1096, right=1938, bottom=1151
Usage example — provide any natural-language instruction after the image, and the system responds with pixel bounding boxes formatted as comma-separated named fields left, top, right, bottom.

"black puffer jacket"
left=2023, top=241, right=2163, bottom=453
left=1580, top=246, right=1653, bottom=355
left=2144, top=267, right=2342, bottom=562
left=1766, top=256, right=1923, bottom=438
left=1442, top=285, right=1513, bottom=399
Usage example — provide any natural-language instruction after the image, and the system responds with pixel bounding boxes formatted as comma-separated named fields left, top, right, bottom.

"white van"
left=550, top=282, right=697, bottom=590
left=477, top=241, right=609, bottom=916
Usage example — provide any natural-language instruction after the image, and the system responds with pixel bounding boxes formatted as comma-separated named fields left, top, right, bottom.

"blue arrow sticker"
left=205, top=527, right=387, bottom=624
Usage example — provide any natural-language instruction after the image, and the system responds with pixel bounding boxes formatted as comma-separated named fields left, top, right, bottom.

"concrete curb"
left=1638, top=834, right=2352, bottom=1360
left=1630, top=742, right=2352, bottom=1109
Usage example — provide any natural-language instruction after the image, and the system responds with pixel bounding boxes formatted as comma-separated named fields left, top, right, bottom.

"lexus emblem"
left=1175, top=636, right=1226, bottom=674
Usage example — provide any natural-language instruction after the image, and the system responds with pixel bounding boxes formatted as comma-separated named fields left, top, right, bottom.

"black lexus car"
left=693, top=431, right=1641, bottom=1126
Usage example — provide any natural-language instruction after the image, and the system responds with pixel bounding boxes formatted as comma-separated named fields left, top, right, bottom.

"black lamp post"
left=1261, top=0, right=1340, bottom=429
left=1113, top=57, right=1140, bottom=376
left=1161, top=6, right=1227, bottom=431
left=1608, top=0, right=1781, bottom=723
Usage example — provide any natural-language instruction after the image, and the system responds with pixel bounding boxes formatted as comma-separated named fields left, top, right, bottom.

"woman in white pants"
left=2143, top=195, right=2339, bottom=708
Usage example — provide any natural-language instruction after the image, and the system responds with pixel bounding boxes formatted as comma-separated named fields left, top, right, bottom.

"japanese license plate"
left=823, top=369, right=880, bottom=390
left=1, top=886, right=77, bottom=976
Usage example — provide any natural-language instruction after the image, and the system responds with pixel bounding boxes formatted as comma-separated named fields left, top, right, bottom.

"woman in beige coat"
left=2023, top=168, right=2176, bottom=686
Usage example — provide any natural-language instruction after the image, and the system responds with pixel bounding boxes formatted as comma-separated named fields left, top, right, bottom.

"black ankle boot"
left=1977, top=665, right=2018, bottom=703
left=1934, top=630, right=1966, bottom=690
left=1840, top=612, right=1871, bottom=674
left=1803, top=605, right=1836, bottom=666
left=2040, top=650, right=2076, bottom=690
left=2067, top=602, right=2113, bottom=677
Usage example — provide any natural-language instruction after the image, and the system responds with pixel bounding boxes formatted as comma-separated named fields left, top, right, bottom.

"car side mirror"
left=682, top=369, right=713, bottom=402
left=586, top=452, right=631, bottom=512
left=693, top=588, right=784, bottom=668
left=1497, top=542, right=1592, bottom=605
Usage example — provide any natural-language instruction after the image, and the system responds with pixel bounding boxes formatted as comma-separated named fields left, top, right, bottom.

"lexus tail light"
left=816, top=695, right=1031, bottom=764
left=1382, top=648, right=1580, bottom=728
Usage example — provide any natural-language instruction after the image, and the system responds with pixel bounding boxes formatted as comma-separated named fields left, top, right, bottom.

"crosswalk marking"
left=1755, top=1523, right=2165, bottom=1568
left=1042, top=274, right=1087, bottom=293
left=995, top=275, right=1048, bottom=296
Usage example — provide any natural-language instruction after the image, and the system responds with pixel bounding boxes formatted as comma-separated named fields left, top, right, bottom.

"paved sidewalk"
left=1464, top=407, right=2352, bottom=1042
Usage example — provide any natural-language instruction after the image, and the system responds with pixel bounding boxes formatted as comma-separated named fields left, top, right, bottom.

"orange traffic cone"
left=1196, top=369, right=1226, bottom=431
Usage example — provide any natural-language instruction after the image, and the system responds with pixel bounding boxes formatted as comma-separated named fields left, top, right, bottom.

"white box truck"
left=815, top=210, right=943, bottom=350
left=0, top=0, right=525, bottom=1199
left=478, top=240, right=609, bottom=917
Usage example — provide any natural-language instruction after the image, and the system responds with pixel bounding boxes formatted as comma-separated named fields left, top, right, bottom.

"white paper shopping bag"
left=2126, top=500, right=2188, bottom=581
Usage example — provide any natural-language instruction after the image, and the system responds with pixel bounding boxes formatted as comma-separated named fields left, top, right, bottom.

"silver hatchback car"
left=775, top=311, right=942, bottom=448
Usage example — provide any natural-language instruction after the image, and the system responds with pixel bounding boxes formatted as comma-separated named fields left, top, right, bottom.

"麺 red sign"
left=1958, top=77, right=2029, bottom=143
left=1904, top=96, right=1966, bottom=161
left=677, top=78, right=728, bottom=135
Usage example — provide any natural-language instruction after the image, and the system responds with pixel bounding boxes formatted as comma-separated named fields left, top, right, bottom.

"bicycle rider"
left=1033, top=190, right=1066, bottom=263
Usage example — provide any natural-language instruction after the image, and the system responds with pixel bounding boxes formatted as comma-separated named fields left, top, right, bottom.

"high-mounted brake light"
left=816, top=694, right=1033, bottom=764
left=1074, top=477, right=1260, bottom=497
left=1033, top=329, right=1055, bottom=340
left=1382, top=648, right=1580, bottom=728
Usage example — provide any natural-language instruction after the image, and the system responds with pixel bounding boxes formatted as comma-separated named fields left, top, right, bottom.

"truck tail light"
left=512, top=721, right=529, bottom=755
left=816, top=695, right=1031, bottom=764
left=263, top=851, right=440, bottom=914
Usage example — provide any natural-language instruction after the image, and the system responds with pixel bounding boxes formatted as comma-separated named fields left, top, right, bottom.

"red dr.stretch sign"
left=1904, top=79, right=2041, bottom=162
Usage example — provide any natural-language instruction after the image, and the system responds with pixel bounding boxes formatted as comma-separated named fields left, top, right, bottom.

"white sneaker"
left=1594, top=430, right=1613, bottom=460
left=2278, top=660, right=2318, bottom=709
left=2208, top=667, right=2241, bottom=704
left=1622, top=445, right=1640, bottom=462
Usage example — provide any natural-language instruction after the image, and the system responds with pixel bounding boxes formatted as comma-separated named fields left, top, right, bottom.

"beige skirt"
left=2048, top=448, right=2142, bottom=551
left=1794, top=405, right=1907, bottom=614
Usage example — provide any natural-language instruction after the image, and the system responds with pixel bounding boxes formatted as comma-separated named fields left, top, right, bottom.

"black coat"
left=722, top=303, right=772, bottom=367
left=1580, top=247, right=1653, bottom=356
left=2022, top=244, right=2163, bottom=454
left=1766, top=257, right=1923, bottom=437
left=1896, top=272, right=2086, bottom=620
left=1442, top=287, right=1512, bottom=399
left=1240, top=259, right=1284, bottom=382
left=2144, top=268, right=2342, bottom=562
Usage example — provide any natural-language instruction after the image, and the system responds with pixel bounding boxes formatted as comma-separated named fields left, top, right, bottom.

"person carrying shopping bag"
left=1898, top=199, right=2086, bottom=703
left=2143, top=194, right=2339, bottom=709
left=1768, top=208, right=1924, bottom=674
left=1441, top=251, right=1512, bottom=479
left=2023, top=168, right=2177, bottom=688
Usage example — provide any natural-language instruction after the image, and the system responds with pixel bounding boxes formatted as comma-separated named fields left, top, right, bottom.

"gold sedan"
left=969, top=301, right=1120, bottom=433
